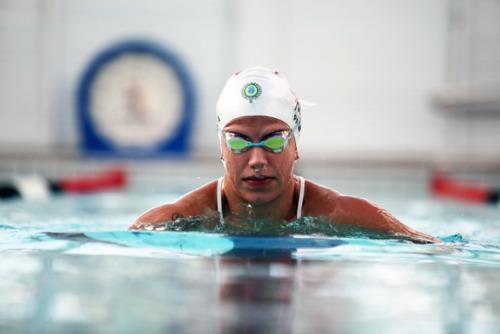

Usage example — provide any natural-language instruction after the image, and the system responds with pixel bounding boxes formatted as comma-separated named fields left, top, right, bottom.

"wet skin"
left=220, top=116, right=300, bottom=221
left=130, top=116, right=439, bottom=243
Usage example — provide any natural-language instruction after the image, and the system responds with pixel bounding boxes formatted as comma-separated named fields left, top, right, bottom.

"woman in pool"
left=130, top=67, right=438, bottom=243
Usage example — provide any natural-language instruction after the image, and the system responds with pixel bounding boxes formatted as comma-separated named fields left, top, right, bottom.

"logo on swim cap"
left=241, top=82, right=262, bottom=103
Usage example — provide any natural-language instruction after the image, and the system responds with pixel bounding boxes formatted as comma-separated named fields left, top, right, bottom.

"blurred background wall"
left=1, top=0, right=499, bottom=168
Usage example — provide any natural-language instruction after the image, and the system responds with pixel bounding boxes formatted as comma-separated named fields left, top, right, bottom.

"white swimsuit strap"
left=296, top=176, right=305, bottom=219
left=216, top=177, right=224, bottom=222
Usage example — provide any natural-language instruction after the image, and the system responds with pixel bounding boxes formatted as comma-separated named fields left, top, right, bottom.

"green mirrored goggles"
left=224, top=130, right=293, bottom=154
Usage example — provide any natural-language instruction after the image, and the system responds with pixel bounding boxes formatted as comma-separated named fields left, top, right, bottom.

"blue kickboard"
left=46, top=231, right=347, bottom=257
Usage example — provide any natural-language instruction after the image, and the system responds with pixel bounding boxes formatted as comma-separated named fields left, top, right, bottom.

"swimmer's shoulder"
left=302, top=178, right=439, bottom=242
left=301, top=179, right=343, bottom=217
left=129, top=179, right=219, bottom=229
left=301, top=178, right=372, bottom=219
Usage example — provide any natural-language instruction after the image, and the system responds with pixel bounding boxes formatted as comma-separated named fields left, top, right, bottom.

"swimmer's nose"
left=248, top=147, right=268, bottom=171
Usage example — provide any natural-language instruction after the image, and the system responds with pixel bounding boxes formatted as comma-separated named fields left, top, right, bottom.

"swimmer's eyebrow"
left=228, top=129, right=289, bottom=141
left=260, top=130, right=289, bottom=140
left=227, top=131, right=251, bottom=140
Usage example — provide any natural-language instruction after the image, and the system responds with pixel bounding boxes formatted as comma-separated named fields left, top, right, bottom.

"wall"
left=0, top=0, right=498, bottom=165
left=0, top=0, right=49, bottom=149
left=232, top=0, right=447, bottom=161
left=439, top=0, right=500, bottom=165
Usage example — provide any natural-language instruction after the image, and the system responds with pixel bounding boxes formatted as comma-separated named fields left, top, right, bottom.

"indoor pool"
left=1, top=174, right=500, bottom=333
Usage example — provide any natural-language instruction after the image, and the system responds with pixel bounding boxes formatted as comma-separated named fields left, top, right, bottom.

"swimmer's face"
left=221, top=116, right=298, bottom=206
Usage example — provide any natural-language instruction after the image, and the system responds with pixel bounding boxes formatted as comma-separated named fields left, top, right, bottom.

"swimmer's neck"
left=222, top=177, right=299, bottom=221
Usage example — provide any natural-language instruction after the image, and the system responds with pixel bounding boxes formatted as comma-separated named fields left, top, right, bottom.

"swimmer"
left=130, top=67, right=438, bottom=243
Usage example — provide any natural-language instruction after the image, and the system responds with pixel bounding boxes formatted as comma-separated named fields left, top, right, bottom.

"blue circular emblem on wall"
left=77, top=39, right=196, bottom=156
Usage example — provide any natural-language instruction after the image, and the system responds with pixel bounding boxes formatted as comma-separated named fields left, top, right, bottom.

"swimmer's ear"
left=293, top=142, right=299, bottom=160
left=220, top=156, right=227, bottom=169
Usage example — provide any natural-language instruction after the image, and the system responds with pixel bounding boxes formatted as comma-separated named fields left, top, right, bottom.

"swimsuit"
left=216, top=176, right=305, bottom=222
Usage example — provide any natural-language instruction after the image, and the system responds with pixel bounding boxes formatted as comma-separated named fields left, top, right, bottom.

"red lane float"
left=59, top=167, right=127, bottom=193
left=0, top=166, right=127, bottom=200
left=430, top=171, right=499, bottom=205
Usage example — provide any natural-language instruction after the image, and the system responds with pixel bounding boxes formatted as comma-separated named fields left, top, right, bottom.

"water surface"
left=1, top=190, right=499, bottom=333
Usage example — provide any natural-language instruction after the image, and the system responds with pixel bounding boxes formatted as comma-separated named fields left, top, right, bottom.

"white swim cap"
left=216, top=66, right=302, bottom=135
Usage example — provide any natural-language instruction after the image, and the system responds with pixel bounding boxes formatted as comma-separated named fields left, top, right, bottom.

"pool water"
left=1, top=183, right=500, bottom=333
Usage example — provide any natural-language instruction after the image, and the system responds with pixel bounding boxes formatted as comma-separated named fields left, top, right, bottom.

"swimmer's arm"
left=129, top=203, right=185, bottom=230
left=129, top=180, right=219, bottom=230
left=331, top=195, right=439, bottom=243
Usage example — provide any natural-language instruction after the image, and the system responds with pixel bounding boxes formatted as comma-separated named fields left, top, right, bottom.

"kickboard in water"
left=44, top=231, right=347, bottom=257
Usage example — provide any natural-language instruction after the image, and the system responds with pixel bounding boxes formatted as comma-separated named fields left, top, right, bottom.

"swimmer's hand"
left=129, top=213, right=183, bottom=230
left=129, top=220, right=156, bottom=230
left=129, top=203, right=183, bottom=230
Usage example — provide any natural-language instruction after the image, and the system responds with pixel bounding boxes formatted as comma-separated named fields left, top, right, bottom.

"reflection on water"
left=217, top=257, right=295, bottom=333
left=1, top=192, right=500, bottom=332
left=1, top=252, right=499, bottom=333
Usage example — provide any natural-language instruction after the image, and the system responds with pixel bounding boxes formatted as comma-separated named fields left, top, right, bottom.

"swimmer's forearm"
left=129, top=204, right=178, bottom=229
left=370, top=213, right=439, bottom=243
left=331, top=219, right=438, bottom=243
left=333, top=196, right=439, bottom=243
left=361, top=212, right=439, bottom=243
left=374, top=210, right=439, bottom=243
left=393, top=226, right=439, bottom=243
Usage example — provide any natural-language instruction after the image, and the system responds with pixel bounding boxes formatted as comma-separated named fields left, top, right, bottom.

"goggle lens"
left=227, top=137, right=249, bottom=152
left=263, top=136, right=286, bottom=151
left=225, top=132, right=291, bottom=154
